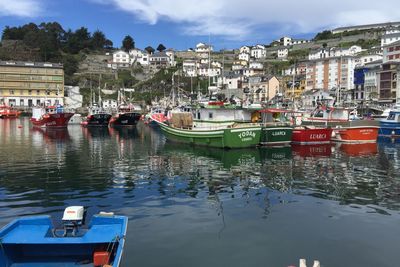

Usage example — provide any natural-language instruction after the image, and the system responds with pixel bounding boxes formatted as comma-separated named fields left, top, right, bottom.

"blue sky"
left=1, top=0, right=400, bottom=51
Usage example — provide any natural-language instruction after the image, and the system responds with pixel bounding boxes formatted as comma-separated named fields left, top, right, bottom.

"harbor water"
left=1, top=118, right=400, bottom=266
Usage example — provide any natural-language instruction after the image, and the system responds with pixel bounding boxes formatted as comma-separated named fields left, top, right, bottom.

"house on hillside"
left=239, top=46, right=251, bottom=54
left=250, top=45, right=266, bottom=59
left=108, top=50, right=130, bottom=69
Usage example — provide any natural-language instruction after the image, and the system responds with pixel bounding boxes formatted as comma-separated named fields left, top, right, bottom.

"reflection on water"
left=1, top=118, right=400, bottom=266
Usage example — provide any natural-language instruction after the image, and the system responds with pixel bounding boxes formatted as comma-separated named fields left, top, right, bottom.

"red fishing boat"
left=292, top=126, right=333, bottom=144
left=30, top=105, right=74, bottom=128
left=0, top=105, right=21, bottom=118
left=303, top=106, right=379, bottom=143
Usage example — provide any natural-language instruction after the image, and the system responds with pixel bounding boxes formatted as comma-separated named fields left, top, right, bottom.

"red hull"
left=30, top=113, right=74, bottom=128
left=292, top=127, right=332, bottom=144
left=0, top=107, right=21, bottom=118
left=334, top=127, right=379, bottom=143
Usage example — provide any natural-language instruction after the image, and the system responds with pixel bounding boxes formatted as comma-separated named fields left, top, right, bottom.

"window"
left=9, top=90, right=14, bottom=95
left=20, top=99, right=24, bottom=106
left=36, top=90, right=40, bottom=95
left=209, top=112, right=213, bottom=119
left=387, top=113, right=395, bottom=120
left=28, top=90, right=32, bottom=95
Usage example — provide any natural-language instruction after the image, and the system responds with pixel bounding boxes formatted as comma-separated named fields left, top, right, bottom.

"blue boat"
left=0, top=206, right=128, bottom=267
left=379, top=107, right=400, bottom=137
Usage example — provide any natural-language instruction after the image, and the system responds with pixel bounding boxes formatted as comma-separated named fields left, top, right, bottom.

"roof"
left=150, top=52, right=169, bottom=58
left=0, top=61, right=63, bottom=69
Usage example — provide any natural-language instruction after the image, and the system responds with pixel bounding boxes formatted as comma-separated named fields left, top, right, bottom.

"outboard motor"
left=54, top=206, right=86, bottom=237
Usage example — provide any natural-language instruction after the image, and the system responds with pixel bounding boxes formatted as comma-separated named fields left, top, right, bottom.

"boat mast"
left=208, top=34, right=211, bottom=97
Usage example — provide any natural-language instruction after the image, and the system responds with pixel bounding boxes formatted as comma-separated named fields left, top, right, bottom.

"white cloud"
left=96, top=0, right=400, bottom=40
left=0, top=0, right=43, bottom=17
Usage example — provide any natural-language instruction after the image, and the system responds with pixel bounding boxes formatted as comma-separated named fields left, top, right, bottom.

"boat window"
left=387, top=113, right=396, bottom=120
left=209, top=112, right=213, bottom=119
left=314, top=110, right=324, bottom=117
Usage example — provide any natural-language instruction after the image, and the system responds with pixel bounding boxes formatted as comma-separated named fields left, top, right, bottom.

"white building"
left=381, top=28, right=400, bottom=47
left=195, top=42, right=213, bottom=59
left=302, top=89, right=334, bottom=108
left=364, top=61, right=382, bottom=100
left=112, top=50, right=130, bottom=68
left=197, top=65, right=221, bottom=77
left=165, top=49, right=176, bottom=67
left=308, top=45, right=363, bottom=60
left=251, top=45, right=266, bottom=59
left=280, top=37, right=292, bottom=47
left=306, top=56, right=357, bottom=91
left=182, top=60, right=197, bottom=77
left=238, top=52, right=250, bottom=62
left=355, top=54, right=383, bottom=66
left=239, top=46, right=251, bottom=54
left=277, top=48, right=289, bottom=59
left=249, top=61, right=263, bottom=70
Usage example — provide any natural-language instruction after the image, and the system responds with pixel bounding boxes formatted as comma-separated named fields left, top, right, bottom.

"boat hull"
left=260, top=126, right=293, bottom=146
left=82, top=113, right=112, bottom=127
left=379, top=121, right=400, bottom=137
left=110, top=112, right=141, bottom=127
left=292, top=127, right=332, bottom=144
left=0, top=214, right=128, bottom=267
left=30, top=113, right=74, bottom=128
left=333, top=126, right=379, bottom=143
left=159, top=122, right=261, bottom=148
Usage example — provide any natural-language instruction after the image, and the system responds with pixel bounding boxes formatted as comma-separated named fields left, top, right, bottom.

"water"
left=1, top=118, right=400, bottom=267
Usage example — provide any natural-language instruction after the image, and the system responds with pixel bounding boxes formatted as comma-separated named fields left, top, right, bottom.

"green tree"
left=122, top=35, right=135, bottom=51
left=314, top=30, right=333, bottom=41
left=91, top=30, right=107, bottom=50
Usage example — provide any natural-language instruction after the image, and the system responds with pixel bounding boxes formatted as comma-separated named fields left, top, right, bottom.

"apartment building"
left=306, top=56, right=356, bottom=93
left=0, top=61, right=64, bottom=107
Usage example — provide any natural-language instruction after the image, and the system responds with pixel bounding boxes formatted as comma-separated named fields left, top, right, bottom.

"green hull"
left=260, top=126, right=293, bottom=145
left=159, top=123, right=261, bottom=148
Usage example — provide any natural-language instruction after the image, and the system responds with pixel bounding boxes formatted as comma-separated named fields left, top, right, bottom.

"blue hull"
left=379, top=121, right=400, bottom=136
left=0, top=214, right=128, bottom=267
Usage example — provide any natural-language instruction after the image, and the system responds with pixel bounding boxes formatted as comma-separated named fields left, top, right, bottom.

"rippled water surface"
left=1, top=118, right=400, bottom=267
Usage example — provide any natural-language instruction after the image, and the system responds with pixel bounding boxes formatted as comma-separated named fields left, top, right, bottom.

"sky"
left=1, top=0, right=400, bottom=51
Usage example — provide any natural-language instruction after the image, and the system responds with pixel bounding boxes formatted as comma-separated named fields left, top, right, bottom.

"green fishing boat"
left=259, top=108, right=293, bottom=146
left=157, top=112, right=261, bottom=148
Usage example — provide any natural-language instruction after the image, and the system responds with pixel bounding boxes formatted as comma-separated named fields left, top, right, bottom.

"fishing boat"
left=0, top=105, right=21, bottom=118
left=292, top=126, right=333, bottom=144
left=303, top=106, right=379, bottom=143
left=81, top=105, right=112, bottom=127
left=109, top=104, right=141, bottom=127
left=259, top=108, right=293, bottom=146
left=30, top=105, right=74, bottom=128
left=379, top=105, right=400, bottom=137
left=144, top=107, right=168, bottom=126
left=0, top=206, right=127, bottom=267
left=156, top=112, right=261, bottom=148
